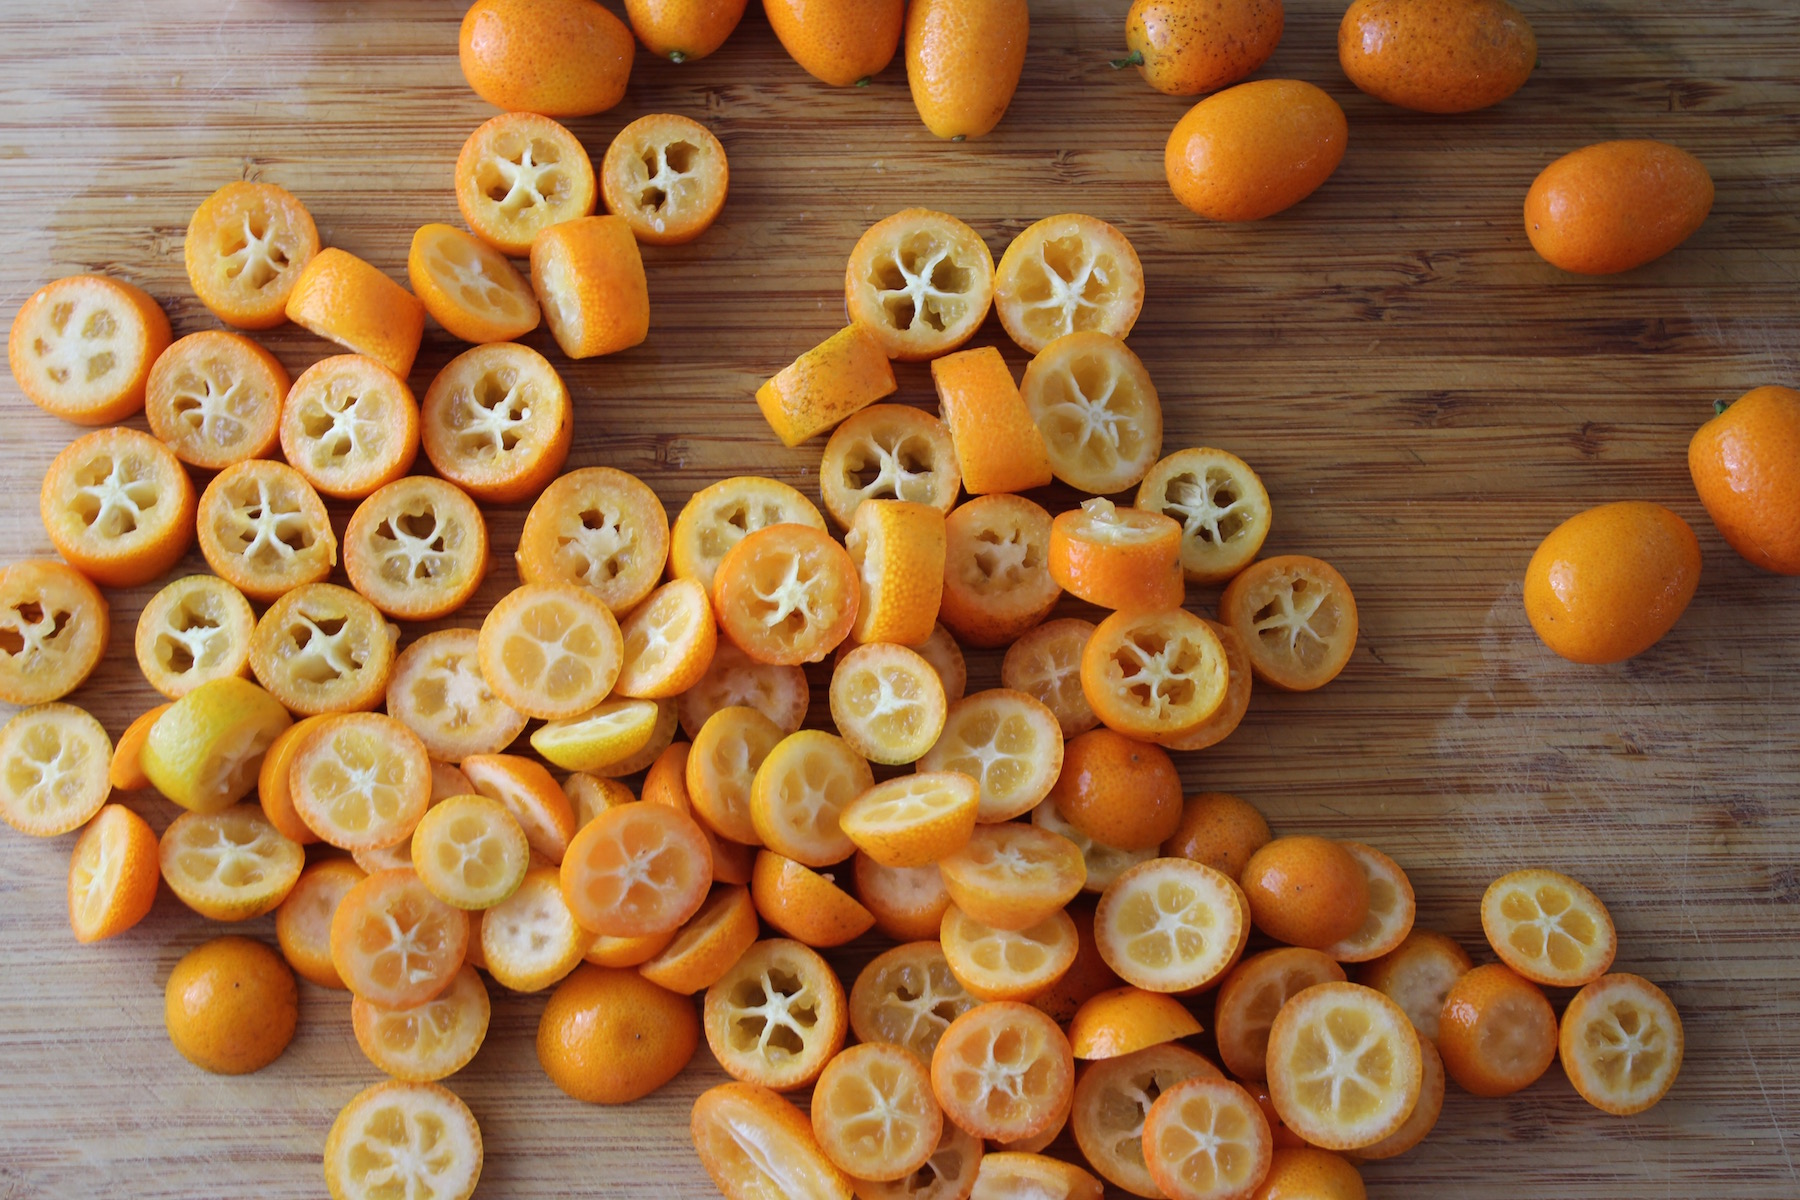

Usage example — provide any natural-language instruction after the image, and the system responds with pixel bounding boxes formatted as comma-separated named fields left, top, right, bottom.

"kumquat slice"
left=560, top=801, right=713, bottom=938
left=482, top=865, right=592, bottom=992
left=704, top=937, right=848, bottom=1091
left=939, top=822, right=1087, bottom=931
left=830, top=642, right=948, bottom=766
left=422, top=342, right=573, bottom=504
left=1020, top=332, right=1162, bottom=495
left=135, top=575, right=255, bottom=700
left=600, top=113, right=730, bottom=246
left=249, top=583, right=398, bottom=716
left=812, top=1041, right=945, bottom=1183
left=840, top=771, right=979, bottom=869
left=275, top=857, right=366, bottom=988
left=330, top=868, right=471, bottom=1009
left=938, top=495, right=1061, bottom=648
left=994, top=213, right=1144, bottom=355
left=1071, top=1043, right=1222, bottom=1197
left=530, top=696, right=667, bottom=773
left=516, top=466, right=670, bottom=616
left=691, top=1082, right=853, bottom=1200
left=849, top=941, right=979, bottom=1067
left=140, top=676, right=290, bottom=815
left=756, top=324, right=897, bottom=448
left=108, top=704, right=168, bottom=793
left=753, top=850, right=876, bottom=948
left=194, top=459, right=337, bottom=603
left=971, top=1153, right=1102, bottom=1200
left=352, top=962, right=491, bottom=1083
left=670, top=475, right=826, bottom=590
left=144, top=329, right=287, bottom=470
left=1002, top=618, right=1099, bottom=738
left=455, top=111, right=597, bottom=257
left=1558, top=973, right=1684, bottom=1116
left=1030, top=794, right=1156, bottom=894
left=818, top=404, right=961, bottom=530
left=40, top=426, right=195, bottom=588
left=411, top=793, right=530, bottom=910
left=1048, top=498, right=1184, bottom=613
left=1094, top=858, right=1249, bottom=994
left=385, top=629, right=528, bottom=762
left=1436, top=963, right=1557, bottom=1098
left=917, top=688, right=1064, bottom=823
left=1265, top=982, right=1422, bottom=1151
left=637, top=883, right=760, bottom=995
left=848, top=1121, right=981, bottom=1200
left=712, top=523, right=860, bottom=666
left=67, top=803, right=160, bottom=943
left=1480, top=867, right=1617, bottom=988
left=1081, top=607, right=1229, bottom=740
left=679, top=642, right=810, bottom=740
left=288, top=712, right=432, bottom=852
left=1154, top=620, right=1252, bottom=753
left=8, top=274, right=170, bottom=425
left=0, top=562, right=108, bottom=706
left=0, top=703, right=111, bottom=839
left=930, top=1001, right=1075, bottom=1144
left=749, top=729, right=872, bottom=867
left=931, top=346, right=1052, bottom=496
left=940, top=904, right=1079, bottom=1003
left=159, top=803, right=304, bottom=921
left=477, top=582, right=623, bottom=721
left=687, top=705, right=784, bottom=846
left=1325, top=842, right=1416, bottom=964
left=184, top=181, right=319, bottom=330
left=615, top=578, right=717, bottom=699
left=342, top=476, right=488, bottom=622
left=854, top=854, right=951, bottom=944
left=846, top=499, right=945, bottom=648
left=1355, top=930, right=1472, bottom=1042
left=323, top=1080, right=482, bottom=1200
left=844, top=208, right=995, bottom=361
left=1136, top=448, right=1272, bottom=585
left=407, top=221, right=540, bottom=344
left=1218, top=555, right=1358, bottom=692
left=1142, top=1076, right=1273, bottom=1200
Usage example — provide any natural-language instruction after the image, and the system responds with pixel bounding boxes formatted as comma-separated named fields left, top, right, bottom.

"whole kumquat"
left=164, top=936, right=297, bottom=1075
left=1689, top=385, right=1800, bottom=574
left=1523, top=501, right=1700, bottom=664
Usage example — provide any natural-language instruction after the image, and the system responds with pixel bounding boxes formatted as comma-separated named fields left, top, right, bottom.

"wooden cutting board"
left=1, top=1, right=1796, bottom=1196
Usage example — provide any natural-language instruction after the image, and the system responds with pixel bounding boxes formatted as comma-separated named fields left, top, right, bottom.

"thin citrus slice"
left=7, top=274, right=170, bottom=424
left=0, top=703, right=112, bottom=836
left=939, top=822, right=1086, bottom=930
left=40, top=426, right=195, bottom=587
left=342, top=476, right=488, bottom=621
left=289, top=712, right=431, bottom=851
left=1324, top=843, right=1416, bottom=964
left=679, top=642, right=810, bottom=739
left=845, top=208, right=994, bottom=361
left=1558, top=972, right=1683, bottom=1116
left=818, top=404, right=961, bottom=530
left=135, top=575, right=255, bottom=700
left=930, top=1001, right=1074, bottom=1143
left=1481, top=867, right=1617, bottom=988
left=352, top=963, right=490, bottom=1083
left=994, top=213, right=1144, bottom=355
left=1218, top=555, right=1358, bottom=692
left=421, top=342, right=572, bottom=503
left=601, top=112, right=729, bottom=245
left=671, top=475, right=826, bottom=589
left=515, top=466, right=669, bottom=616
left=477, top=582, right=623, bottom=721
left=560, top=801, right=712, bottom=937
left=691, top=1082, right=853, bottom=1200
left=753, top=849, right=875, bottom=948
left=748, top=729, right=871, bottom=867
left=1094, top=857, right=1249, bottom=994
left=1142, top=1076, right=1273, bottom=1200
left=1071, top=1043, right=1222, bottom=1197
left=67, top=803, right=159, bottom=943
left=1021, top=332, right=1162, bottom=494
left=145, top=330, right=287, bottom=470
left=1137, top=448, right=1272, bottom=585
left=704, top=937, right=848, bottom=1091
left=184, top=182, right=319, bottom=329
left=194, top=459, right=337, bottom=603
left=812, top=1041, right=944, bottom=1182
left=917, top=688, right=1063, bottom=824
left=939, top=495, right=1061, bottom=648
left=331, top=868, right=471, bottom=1008
left=830, top=643, right=947, bottom=766
left=455, top=111, right=596, bottom=256
left=713, top=523, right=860, bottom=665
left=407, top=222, right=540, bottom=344
left=411, top=793, right=530, bottom=910
left=385, top=628, right=528, bottom=761
left=1081, top=607, right=1229, bottom=739
left=275, top=858, right=366, bottom=988
left=249, top=583, right=398, bottom=716
left=141, top=676, right=292, bottom=814
left=159, top=803, right=304, bottom=920
left=615, top=578, right=717, bottom=698
left=1002, top=618, right=1098, bottom=737
left=0, top=560, right=109, bottom=705
left=1212, top=947, right=1348, bottom=1081
left=849, top=941, right=978, bottom=1066
left=840, top=771, right=979, bottom=868
left=940, top=904, right=1079, bottom=1003
left=1265, top=981, right=1422, bottom=1151
left=323, top=1080, right=482, bottom=1200
left=482, top=864, right=592, bottom=992
left=1048, top=498, right=1183, bottom=612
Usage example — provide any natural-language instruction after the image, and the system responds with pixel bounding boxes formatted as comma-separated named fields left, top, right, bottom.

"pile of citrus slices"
left=1, top=61, right=1686, bottom=1200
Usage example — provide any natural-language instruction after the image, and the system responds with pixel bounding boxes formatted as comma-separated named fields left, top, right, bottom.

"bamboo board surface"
left=0, top=1, right=1797, bottom=1196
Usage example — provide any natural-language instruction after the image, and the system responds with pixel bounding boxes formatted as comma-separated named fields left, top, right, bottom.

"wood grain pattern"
left=1, top=1, right=1797, bottom=1196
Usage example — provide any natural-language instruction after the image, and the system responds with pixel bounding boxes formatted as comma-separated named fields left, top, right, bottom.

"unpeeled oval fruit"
left=1339, top=0, right=1536, bottom=114
left=1164, top=79, right=1347, bottom=221
left=906, top=0, right=1030, bottom=140
left=1123, top=0, right=1284, bottom=97
left=459, top=0, right=635, bottom=117
left=1523, top=501, right=1701, bottom=665
left=1525, top=140, right=1714, bottom=275
left=1688, top=386, right=1800, bottom=575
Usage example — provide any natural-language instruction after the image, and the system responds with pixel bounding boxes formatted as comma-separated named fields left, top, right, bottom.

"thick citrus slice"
left=1481, top=867, right=1617, bottom=988
left=184, top=181, right=319, bottom=329
left=1069, top=985, right=1203, bottom=1060
left=283, top=248, right=425, bottom=379
left=818, top=404, right=960, bottom=530
left=407, top=222, right=540, bottom=344
left=560, top=801, right=712, bottom=937
left=194, top=460, right=336, bottom=603
left=410, top=793, right=530, bottom=910
left=994, top=213, right=1144, bottom=354
left=342, top=476, right=488, bottom=621
left=930, top=1001, right=1074, bottom=1143
left=671, top=475, right=826, bottom=589
left=385, top=628, right=527, bottom=761
left=515, top=466, right=669, bottom=615
left=756, top=324, right=897, bottom=447
left=1022, top=333, right=1162, bottom=494
left=323, top=1080, right=482, bottom=1200
left=917, top=688, right=1063, bottom=823
left=847, top=499, right=946, bottom=647
left=940, top=904, right=1079, bottom=1003
left=455, top=111, right=596, bottom=256
left=421, top=342, right=573, bottom=503
left=1265, top=982, right=1422, bottom=1150
left=939, top=495, right=1060, bottom=648
left=1002, top=618, right=1098, bottom=738
left=249, top=583, right=397, bottom=716
left=713, top=523, right=860, bottom=665
left=1136, top=448, right=1272, bottom=585
left=134, top=575, right=255, bottom=700
left=0, top=703, right=112, bottom=837
left=145, top=330, right=287, bottom=471
left=477, top=582, right=623, bottom=721
left=601, top=113, right=729, bottom=245
left=1071, top=1043, right=1222, bottom=1197
left=530, top=214, right=650, bottom=359
left=840, top=771, right=978, bottom=868
left=352, top=963, right=491, bottom=1082
left=1048, top=498, right=1184, bottom=612
left=1213, top=947, right=1347, bottom=1081
left=1155, top=620, right=1252, bottom=753
left=1142, top=1076, right=1273, bottom=1200
left=0, top=560, right=109, bottom=705
left=704, top=937, right=848, bottom=1090
left=1324, top=842, right=1416, bottom=964
left=753, top=850, right=875, bottom=948
left=7, top=274, right=170, bottom=424
left=1558, top=972, right=1683, bottom=1115
left=531, top=697, right=664, bottom=773
left=748, top=730, right=871, bottom=867
left=855, top=853, right=952, bottom=943
left=288, top=712, right=431, bottom=851
left=1436, top=963, right=1557, bottom=1097
left=845, top=208, right=994, bottom=361
left=1094, top=858, right=1249, bottom=993
left=1354, top=929, right=1472, bottom=1041
left=691, top=1082, right=853, bottom=1200
left=40, top=426, right=195, bottom=588
left=830, top=643, right=947, bottom=766
left=67, top=803, right=159, bottom=943
left=331, top=868, right=471, bottom=1008
left=1218, top=555, right=1358, bottom=691
left=275, top=858, right=366, bottom=988
left=1081, top=607, right=1229, bottom=739
left=159, top=803, right=304, bottom=920
left=940, top=822, right=1086, bottom=930
left=614, top=578, right=717, bottom=698
left=812, top=1041, right=944, bottom=1182
left=482, top=865, right=592, bottom=992
left=849, top=941, right=978, bottom=1066
left=688, top=705, right=784, bottom=846
left=637, top=883, right=759, bottom=994
left=141, top=676, right=292, bottom=814
left=931, top=346, right=1052, bottom=496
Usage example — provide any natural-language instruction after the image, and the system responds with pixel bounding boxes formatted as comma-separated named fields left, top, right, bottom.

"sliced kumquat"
left=462, top=753, right=578, bottom=864
left=407, top=222, right=540, bottom=344
left=849, top=941, right=978, bottom=1066
left=531, top=696, right=665, bottom=773
left=1481, top=867, right=1617, bottom=988
left=145, top=330, right=287, bottom=470
left=330, top=868, right=471, bottom=1008
left=67, top=803, right=159, bottom=944
left=8, top=274, right=170, bottom=425
left=601, top=113, right=729, bottom=245
left=687, top=705, right=784, bottom=846
left=108, top=704, right=169, bottom=793
left=812, top=1041, right=945, bottom=1183
left=691, top=1082, right=853, bottom=1200
left=818, top=404, right=960, bottom=531
left=323, top=1080, right=483, bottom=1200
left=637, top=883, right=759, bottom=995
left=422, top=342, right=572, bottom=504
left=994, top=213, right=1144, bottom=355
left=530, top=214, right=650, bottom=359
left=1156, top=620, right=1253, bottom=753
left=1213, top=948, right=1348, bottom=1081
left=482, top=864, right=592, bottom=992
left=830, top=642, right=948, bottom=766
left=585, top=927, right=677, bottom=969
left=140, top=676, right=291, bottom=815
left=289, top=712, right=432, bottom=852
left=940, top=822, right=1086, bottom=931
left=250, top=583, right=398, bottom=716
left=184, top=181, right=319, bottom=329
left=704, top=937, right=848, bottom=1091
left=1325, top=843, right=1417, bottom=964
left=931, top=1001, right=1075, bottom=1144
left=1071, top=1043, right=1222, bottom=1197
left=840, top=771, right=978, bottom=869
left=752, top=850, right=875, bottom=948
left=644, top=742, right=754, bottom=885
left=1030, top=897, right=1124, bottom=1023
left=940, top=903, right=1079, bottom=1003
left=931, top=345, right=1052, bottom=495
left=1031, top=794, right=1157, bottom=894
left=914, top=622, right=968, bottom=704
left=971, top=1152, right=1101, bottom=1200
left=1050, top=499, right=1183, bottom=612
left=917, top=688, right=1064, bottom=824
left=844, top=208, right=995, bottom=361
left=1251, top=1148, right=1365, bottom=1200
left=342, top=476, right=488, bottom=621
left=135, top=575, right=255, bottom=701
left=194, top=459, right=337, bottom=604
left=1355, top=930, right=1472, bottom=1042
left=1558, top=973, right=1683, bottom=1116
left=1355, top=1034, right=1444, bottom=1161
left=477, top=582, right=623, bottom=721
left=455, top=111, right=597, bottom=257
left=757, top=324, right=897, bottom=447
left=386, top=630, right=528, bottom=762
left=284, top=247, right=426, bottom=379
left=561, top=801, right=712, bottom=938
left=1241, top=836, right=1371, bottom=951
left=938, top=495, right=1060, bottom=648
left=1143, top=1076, right=1273, bottom=1200
left=670, top=475, right=826, bottom=591
left=1218, top=555, right=1358, bottom=692
left=0, top=560, right=109, bottom=706
left=1266, top=982, right=1423, bottom=1150
left=748, top=729, right=871, bottom=867
left=1003, top=618, right=1097, bottom=737
left=159, top=803, right=304, bottom=921
left=615, top=578, right=717, bottom=698
left=1069, top=985, right=1203, bottom=1061
left=276, top=857, right=367, bottom=988
left=352, top=962, right=490, bottom=1083
left=256, top=715, right=328, bottom=844
left=565, top=771, right=637, bottom=830
left=1081, top=607, right=1229, bottom=740
left=1022, top=333, right=1162, bottom=494
left=1095, top=857, right=1249, bottom=994
left=40, top=426, right=195, bottom=588
left=847, top=499, right=946, bottom=647
left=1137, top=448, right=1272, bottom=585
left=854, top=853, right=951, bottom=943
left=516, top=466, right=670, bottom=615
left=850, top=1121, right=981, bottom=1200
left=713, top=523, right=860, bottom=666
left=410, top=793, right=530, bottom=910
left=1436, top=963, right=1557, bottom=1098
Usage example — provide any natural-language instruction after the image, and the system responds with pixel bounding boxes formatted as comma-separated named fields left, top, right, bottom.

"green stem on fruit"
left=1110, top=51, right=1144, bottom=70
left=668, top=50, right=688, bottom=63
left=855, top=76, right=871, bottom=87
left=1716, top=399, right=1731, bottom=415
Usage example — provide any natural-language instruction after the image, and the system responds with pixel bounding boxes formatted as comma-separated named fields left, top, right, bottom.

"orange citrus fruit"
left=766, top=0, right=903, bottom=86
left=194, top=459, right=337, bottom=603
left=752, top=849, right=875, bottom=947
left=248, top=582, right=397, bottom=716
left=1166, top=79, right=1347, bottom=221
left=0, top=561, right=108, bottom=705
left=1324, top=841, right=1416, bottom=963
left=1163, top=791, right=1270, bottom=880
left=1480, top=866, right=1616, bottom=987
left=930, top=1001, right=1073, bottom=1142
left=108, top=704, right=169, bottom=793
left=994, top=212, right=1143, bottom=355
left=931, top=346, right=1052, bottom=495
left=284, top=247, right=425, bottom=379
left=1340, top=0, right=1534, bottom=113
left=343, top=476, right=488, bottom=621
left=385, top=628, right=528, bottom=761
left=1143, top=1075, right=1274, bottom=1199
left=1081, top=607, right=1229, bottom=739
left=1265, top=982, right=1422, bottom=1151
left=421, top=342, right=573, bottom=503
left=704, top=937, right=848, bottom=1090
left=1049, top=727, right=1183, bottom=852
left=854, top=852, right=952, bottom=942
left=1095, top=857, right=1250, bottom=994
left=904, top=0, right=1028, bottom=140
left=625, top=0, right=746, bottom=61
left=406, top=222, right=540, bottom=344
left=811, top=1041, right=944, bottom=1182
left=459, top=0, right=634, bottom=116
left=538, top=963, right=698, bottom=1102
left=712, top=523, right=860, bottom=665
left=940, top=903, right=1079, bottom=1003
left=67, top=803, right=160, bottom=943
left=1525, top=140, right=1713, bottom=274
left=1072, top=1042, right=1222, bottom=1195
left=1137, top=447, right=1273, bottom=584
left=1219, top=554, right=1358, bottom=690
left=331, top=868, right=471, bottom=1008
left=1068, top=984, right=1203, bottom=1060
left=275, top=857, right=366, bottom=988
left=818, top=403, right=960, bottom=530
left=1155, top=619, right=1254, bottom=752
left=530, top=214, right=651, bottom=359
left=1558, top=972, right=1684, bottom=1116
left=691, top=1082, right=852, bottom=1199
left=516, top=466, right=670, bottom=614
left=1354, top=928, right=1472, bottom=1041
left=1240, top=836, right=1370, bottom=950
left=1023, top=333, right=1163, bottom=494
left=1523, top=501, right=1701, bottom=664
left=840, top=770, right=978, bottom=868
left=844, top=208, right=994, bottom=361
left=1689, top=385, right=1800, bottom=574
left=134, top=575, right=255, bottom=701
left=1049, top=499, right=1184, bottom=611
left=918, top=687, right=1064, bottom=822
left=1120, top=0, right=1283, bottom=95
left=1002, top=617, right=1099, bottom=737
left=757, top=323, right=897, bottom=447
left=748, top=729, right=871, bottom=866
left=939, top=495, right=1061, bottom=647
left=849, top=940, right=978, bottom=1064
left=164, top=936, right=297, bottom=1074
left=352, top=963, right=490, bottom=1083
left=159, top=803, right=305, bottom=921
left=477, top=582, right=623, bottom=721
left=1213, top=947, right=1348, bottom=1080
left=1436, top=963, right=1557, bottom=1097
left=637, top=883, right=759, bottom=994
left=324, top=1081, right=482, bottom=1200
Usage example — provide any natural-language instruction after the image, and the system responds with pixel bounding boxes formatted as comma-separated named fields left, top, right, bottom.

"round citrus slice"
left=939, top=495, right=1061, bottom=648
left=752, top=850, right=875, bottom=948
left=135, top=575, right=255, bottom=700
left=844, top=208, right=995, bottom=361
left=691, top=1082, right=852, bottom=1200
left=477, top=582, right=623, bottom=721
left=40, top=426, right=195, bottom=588
left=1082, top=607, right=1229, bottom=739
left=159, top=803, right=304, bottom=920
left=811, top=1041, right=944, bottom=1182
left=275, top=858, right=366, bottom=988
left=614, top=578, right=717, bottom=698
left=1218, top=555, right=1358, bottom=692
left=840, top=771, right=978, bottom=868
left=0, top=560, right=109, bottom=705
left=601, top=113, right=729, bottom=245
left=455, top=110, right=597, bottom=257
left=331, top=868, right=471, bottom=1008
left=713, top=523, right=860, bottom=666
left=1481, top=867, right=1617, bottom=988
left=917, top=688, right=1064, bottom=823
left=846, top=499, right=946, bottom=648
left=971, top=1153, right=1102, bottom=1200
left=1002, top=618, right=1098, bottom=738
left=818, top=404, right=960, bottom=530
left=515, top=466, right=670, bottom=616
left=352, top=963, right=490, bottom=1083
left=144, top=330, right=287, bottom=470
left=1021, top=332, right=1162, bottom=494
left=184, top=181, right=319, bottom=329
left=560, top=801, right=712, bottom=937
left=849, top=941, right=978, bottom=1066
left=140, top=676, right=292, bottom=814
left=1048, top=498, right=1184, bottom=612
left=7, top=274, right=170, bottom=425
left=249, top=583, right=398, bottom=716
left=67, top=803, right=159, bottom=943
left=670, top=475, right=826, bottom=590
left=748, top=730, right=871, bottom=867
left=193, top=459, right=337, bottom=603
left=1142, top=1076, right=1273, bottom=1200
left=289, top=712, right=432, bottom=851
left=940, top=822, right=1086, bottom=931
left=0, top=703, right=112, bottom=837
left=1094, top=857, right=1250, bottom=994
left=482, top=864, right=592, bottom=992
left=829, top=643, right=947, bottom=766
left=940, top=904, right=1079, bottom=1003
left=410, top=793, right=530, bottom=910
left=930, top=1001, right=1075, bottom=1143
left=1213, top=947, right=1348, bottom=1081
left=849, top=1121, right=980, bottom=1200
left=407, top=222, right=540, bottom=344
left=994, top=213, right=1144, bottom=355
left=1265, top=981, right=1422, bottom=1151
left=704, top=937, right=848, bottom=1091
left=678, top=641, right=810, bottom=740
left=462, top=752, right=578, bottom=866
left=342, top=476, right=488, bottom=621
left=421, top=342, right=573, bottom=504
left=1071, top=1043, right=1222, bottom=1197
left=1137, top=448, right=1272, bottom=585
left=1357, top=1034, right=1445, bottom=1161
left=1355, top=929, right=1472, bottom=1042
left=1324, top=842, right=1417, bottom=964
left=1558, top=972, right=1683, bottom=1116
left=323, top=1080, right=482, bottom=1200
left=1155, top=620, right=1252, bottom=753
left=385, top=628, right=527, bottom=761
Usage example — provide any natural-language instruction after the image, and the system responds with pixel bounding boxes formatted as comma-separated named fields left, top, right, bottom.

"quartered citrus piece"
left=0, top=560, right=109, bottom=705
left=931, top=346, right=1052, bottom=496
left=141, top=676, right=292, bottom=814
left=408, top=222, right=540, bottom=344
left=385, top=629, right=527, bottom=762
left=713, top=523, right=860, bottom=666
left=1048, top=498, right=1184, bottom=612
left=1022, top=333, right=1163, bottom=495
left=422, top=342, right=573, bottom=504
left=637, top=883, right=759, bottom=994
left=756, top=324, right=897, bottom=447
left=1436, top=963, right=1557, bottom=1098
left=1558, top=973, right=1683, bottom=1116
left=748, top=729, right=871, bottom=867
left=323, top=1080, right=483, bottom=1200
left=840, top=771, right=978, bottom=868
left=1481, top=867, right=1617, bottom=988
left=462, top=752, right=579, bottom=866
left=108, top=705, right=168, bottom=793
left=477, top=582, right=623, bottom=721
left=811, top=1042, right=944, bottom=1182
left=40, top=426, right=194, bottom=588
left=249, top=583, right=397, bottom=716
left=481, top=864, right=591, bottom=992
left=994, top=213, right=1144, bottom=355
left=848, top=1122, right=981, bottom=1200
left=67, top=803, right=159, bottom=943
left=1094, top=858, right=1249, bottom=994
left=940, top=904, right=1079, bottom=1003
left=159, top=803, right=304, bottom=920
left=561, top=801, right=712, bottom=937
left=184, top=181, right=319, bottom=329
left=531, top=697, right=664, bottom=773
left=818, top=404, right=961, bottom=530
left=1218, top=555, right=1358, bottom=692
left=844, top=208, right=995, bottom=361
left=331, top=868, right=471, bottom=1008
left=1213, top=947, right=1348, bottom=1081
left=145, top=330, right=287, bottom=470
left=352, top=962, right=490, bottom=1083
left=530, top=214, right=650, bottom=359
left=342, top=476, right=488, bottom=621
left=930, top=1001, right=1074, bottom=1143
left=971, top=1153, right=1102, bottom=1200
left=1265, top=982, right=1422, bottom=1151
left=704, top=937, right=848, bottom=1091
left=1156, top=620, right=1253, bottom=753
left=516, top=466, right=670, bottom=616
left=601, top=113, right=729, bottom=245
left=691, top=1082, right=853, bottom=1200
left=938, top=495, right=1061, bottom=648
left=687, top=705, right=784, bottom=846
left=283, top=248, right=426, bottom=379
left=1137, top=448, right=1272, bottom=585
left=854, top=853, right=952, bottom=943
left=918, top=688, right=1064, bottom=823
left=275, top=858, right=366, bottom=988
left=1142, top=1076, right=1273, bottom=1200
left=1069, top=985, right=1203, bottom=1061
left=1071, top=1043, right=1222, bottom=1197
left=829, top=643, right=947, bottom=767
left=753, top=850, right=875, bottom=948
left=1002, top=618, right=1098, bottom=737
left=846, top=500, right=946, bottom=648
left=671, top=475, right=826, bottom=590
left=1324, top=843, right=1416, bottom=964
left=7, top=274, right=170, bottom=424
left=1030, top=794, right=1157, bottom=894
left=194, top=459, right=337, bottom=603
left=455, top=111, right=597, bottom=257
left=0, top=704, right=112, bottom=837
left=1357, top=1034, right=1444, bottom=1160
left=135, top=575, right=255, bottom=700
left=288, top=712, right=431, bottom=851
left=410, top=793, right=530, bottom=910
left=1081, top=607, right=1229, bottom=739
left=1355, top=929, right=1472, bottom=1042
left=940, top=822, right=1086, bottom=931
left=849, top=941, right=978, bottom=1066
left=615, top=578, right=717, bottom=698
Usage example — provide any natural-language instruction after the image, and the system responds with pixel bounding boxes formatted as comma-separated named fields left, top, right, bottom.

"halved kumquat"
left=670, top=475, right=826, bottom=591
left=1481, top=867, right=1616, bottom=988
left=756, top=324, right=897, bottom=448
left=601, top=113, right=729, bottom=245
left=1081, top=607, right=1229, bottom=740
left=1213, top=947, right=1347, bottom=1081
left=931, top=345, right=1051, bottom=495
left=8, top=274, right=169, bottom=425
left=249, top=583, right=397, bottom=716
left=1095, top=857, right=1249, bottom=994
left=0, top=561, right=108, bottom=706
left=411, top=793, right=530, bottom=910
left=422, top=342, right=572, bottom=503
left=994, top=213, right=1144, bottom=355
left=184, top=181, right=318, bottom=329
left=849, top=940, right=978, bottom=1066
left=1137, top=448, right=1272, bottom=585
left=455, top=111, right=596, bottom=257
left=289, top=712, right=432, bottom=852
left=140, top=676, right=290, bottom=814
left=67, top=803, right=160, bottom=943
left=560, top=800, right=712, bottom=938
left=840, top=771, right=978, bottom=868
left=692, top=1082, right=852, bottom=1200
left=482, top=864, right=592, bottom=992
left=159, top=803, right=304, bottom=921
left=385, top=629, right=528, bottom=761
left=939, top=822, right=1086, bottom=931
left=712, top=523, right=859, bottom=665
left=1558, top=973, right=1683, bottom=1116
left=844, top=208, right=994, bottom=361
left=407, top=222, right=540, bottom=344
left=1021, top=332, right=1162, bottom=495
left=830, top=642, right=948, bottom=766
left=1265, top=982, right=1421, bottom=1151
left=352, top=963, right=490, bottom=1083
left=811, top=1041, right=944, bottom=1182
left=846, top=499, right=945, bottom=647
left=145, top=330, right=286, bottom=470
left=194, top=459, right=336, bottom=603
left=917, top=687, right=1064, bottom=823
left=818, top=404, right=960, bottom=530
left=938, top=495, right=1060, bottom=647
left=752, top=850, right=874, bottom=948
left=275, top=857, right=367, bottom=988
left=930, top=1001, right=1074, bottom=1144
left=135, top=575, right=255, bottom=700
left=40, top=426, right=194, bottom=588
left=1142, top=1076, right=1273, bottom=1200
left=331, top=869, right=471, bottom=1008
left=1325, top=842, right=1416, bottom=964
left=530, top=214, right=650, bottom=360
left=615, top=578, right=716, bottom=698
left=940, top=904, right=1079, bottom=1003
left=478, top=582, right=623, bottom=721
left=108, top=704, right=169, bottom=793
left=343, top=476, right=489, bottom=621
left=704, top=937, right=848, bottom=1091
